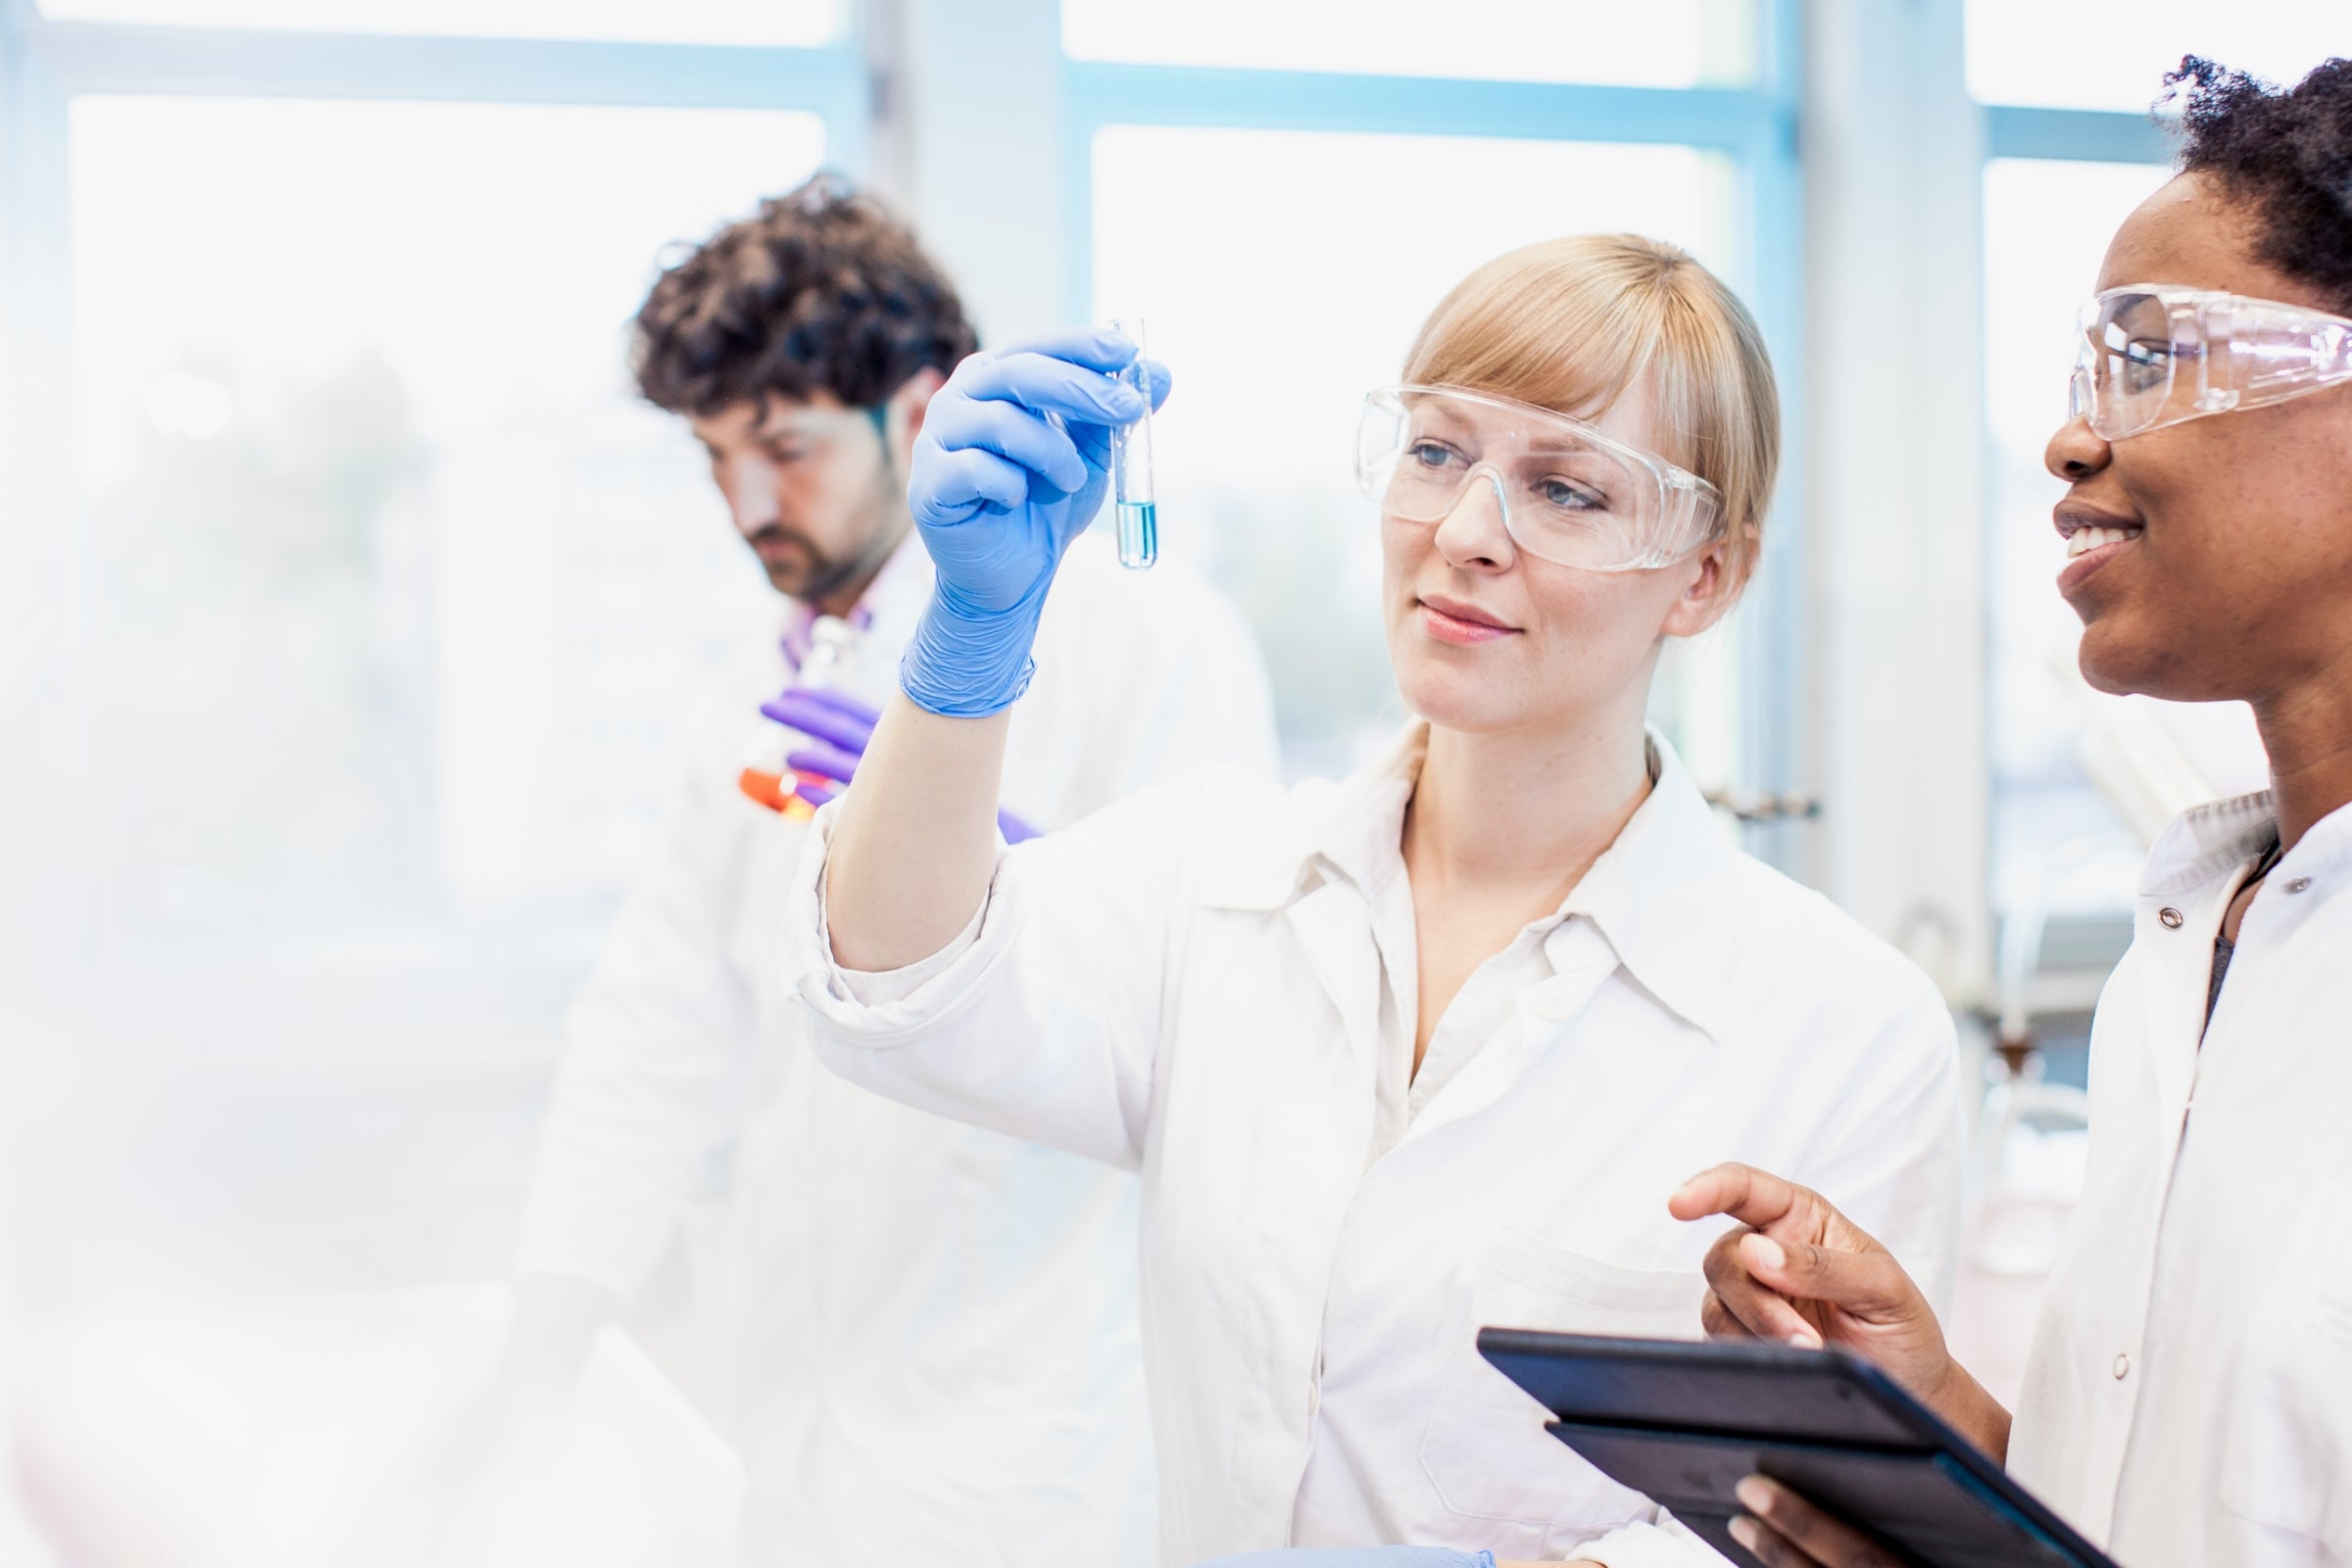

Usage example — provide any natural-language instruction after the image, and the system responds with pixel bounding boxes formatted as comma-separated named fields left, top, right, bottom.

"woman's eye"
left=2114, top=336, right=2172, bottom=394
left=1538, top=476, right=1605, bottom=511
left=1406, top=439, right=1462, bottom=469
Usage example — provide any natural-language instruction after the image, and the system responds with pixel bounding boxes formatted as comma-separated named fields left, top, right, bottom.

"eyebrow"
left=752, top=421, right=826, bottom=443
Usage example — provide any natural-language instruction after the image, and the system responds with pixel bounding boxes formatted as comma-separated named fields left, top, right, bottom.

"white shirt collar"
left=1205, top=719, right=1749, bottom=1043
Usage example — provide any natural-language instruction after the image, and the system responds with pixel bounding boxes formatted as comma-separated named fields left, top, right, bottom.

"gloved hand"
left=760, top=685, right=1041, bottom=844
left=900, top=326, right=1170, bottom=717
left=760, top=686, right=876, bottom=798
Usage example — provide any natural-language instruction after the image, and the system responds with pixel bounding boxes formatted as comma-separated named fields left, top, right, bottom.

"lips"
left=1418, top=595, right=1518, bottom=646
left=2053, top=506, right=2143, bottom=595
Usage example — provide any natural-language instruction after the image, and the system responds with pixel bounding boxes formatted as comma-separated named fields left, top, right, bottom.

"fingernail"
left=1790, top=1329, right=1822, bottom=1349
left=1735, top=1476, right=1773, bottom=1513
left=1750, top=1236, right=1786, bottom=1271
left=1729, top=1516, right=1760, bottom=1551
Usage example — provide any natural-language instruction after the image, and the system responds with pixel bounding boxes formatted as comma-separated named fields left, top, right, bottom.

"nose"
left=2043, top=414, right=2112, bottom=483
left=1431, top=466, right=1515, bottom=571
left=719, top=452, right=781, bottom=537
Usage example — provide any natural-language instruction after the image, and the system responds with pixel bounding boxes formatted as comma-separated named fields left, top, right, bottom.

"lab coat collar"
left=1304, top=722, right=1427, bottom=903
left=2138, top=786, right=2352, bottom=903
left=1196, top=722, right=1421, bottom=915
left=1558, top=730, right=1746, bottom=1044
left=2138, top=789, right=2279, bottom=898
left=1200, top=719, right=1746, bottom=1043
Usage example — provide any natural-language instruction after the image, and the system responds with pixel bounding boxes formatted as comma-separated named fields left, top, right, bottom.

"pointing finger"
left=1671, top=1162, right=1810, bottom=1230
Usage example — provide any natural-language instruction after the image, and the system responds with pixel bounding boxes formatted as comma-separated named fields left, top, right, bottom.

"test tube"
left=1107, top=317, right=1157, bottom=570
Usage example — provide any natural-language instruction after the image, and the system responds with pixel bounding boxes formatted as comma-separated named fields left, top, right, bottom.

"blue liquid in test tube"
left=1108, top=317, right=1157, bottom=570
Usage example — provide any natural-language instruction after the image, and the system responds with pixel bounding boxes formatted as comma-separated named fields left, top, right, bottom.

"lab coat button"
left=2158, top=907, right=2184, bottom=929
left=2112, top=1352, right=2131, bottom=1380
left=2284, top=876, right=2312, bottom=895
left=1533, top=990, right=1573, bottom=1022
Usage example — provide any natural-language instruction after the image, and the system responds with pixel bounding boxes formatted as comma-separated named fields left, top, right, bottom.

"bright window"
left=1965, top=0, right=2348, bottom=113
left=70, top=96, right=821, bottom=955
left=34, top=0, right=839, bottom=46
left=1064, top=0, right=1761, bottom=88
left=1091, top=124, right=1742, bottom=776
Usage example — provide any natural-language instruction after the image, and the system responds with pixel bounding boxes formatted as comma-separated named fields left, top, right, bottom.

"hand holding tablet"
left=1671, top=1162, right=2013, bottom=1460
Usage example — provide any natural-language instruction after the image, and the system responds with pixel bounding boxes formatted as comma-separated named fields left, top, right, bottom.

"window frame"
left=1056, top=2, right=1811, bottom=814
left=0, top=0, right=871, bottom=1050
left=1973, top=94, right=2172, bottom=1003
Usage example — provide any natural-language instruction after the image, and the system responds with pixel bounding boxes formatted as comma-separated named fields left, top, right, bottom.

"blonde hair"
left=1399, top=234, right=1781, bottom=587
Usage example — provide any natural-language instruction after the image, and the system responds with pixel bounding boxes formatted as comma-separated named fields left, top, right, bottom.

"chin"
left=2076, top=619, right=2189, bottom=700
left=1394, top=659, right=1524, bottom=734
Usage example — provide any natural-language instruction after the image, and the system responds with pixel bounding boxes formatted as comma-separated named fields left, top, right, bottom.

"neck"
left=1403, top=700, right=1654, bottom=908
left=806, top=515, right=910, bottom=620
left=2252, top=660, right=2352, bottom=853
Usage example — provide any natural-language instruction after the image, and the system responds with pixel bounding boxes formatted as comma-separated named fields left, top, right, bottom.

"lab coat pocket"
left=1419, top=1229, right=1705, bottom=1530
left=2218, top=1179, right=2352, bottom=1563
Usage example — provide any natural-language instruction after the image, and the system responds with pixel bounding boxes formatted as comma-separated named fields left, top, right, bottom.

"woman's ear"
left=1659, top=538, right=1744, bottom=639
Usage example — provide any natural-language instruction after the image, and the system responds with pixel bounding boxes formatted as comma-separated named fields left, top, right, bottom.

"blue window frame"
left=1058, top=2, right=1810, bottom=811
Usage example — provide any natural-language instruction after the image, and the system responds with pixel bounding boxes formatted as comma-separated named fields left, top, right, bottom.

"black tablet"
left=1477, top=1329, right=2120, bottom=1568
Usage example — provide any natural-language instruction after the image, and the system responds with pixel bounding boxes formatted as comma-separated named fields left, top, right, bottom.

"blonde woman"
left=783, top=236, right=1964, bottom=1566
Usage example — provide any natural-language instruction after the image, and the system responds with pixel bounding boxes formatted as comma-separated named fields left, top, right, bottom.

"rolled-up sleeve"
left=783, top=773, right=1241, bottom=1172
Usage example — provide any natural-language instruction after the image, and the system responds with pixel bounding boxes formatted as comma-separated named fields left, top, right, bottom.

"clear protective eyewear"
left=1354, top=384, right=1724, bottom=572
left=2070, top=283, right=2352, bottom=441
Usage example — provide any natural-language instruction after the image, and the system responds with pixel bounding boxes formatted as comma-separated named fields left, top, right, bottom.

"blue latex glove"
left=900, top=326, right=1170, bottom=717
left=760, top=685, right=1041, bottom=843
left=1192, top=1553, right=1495, bottom=1568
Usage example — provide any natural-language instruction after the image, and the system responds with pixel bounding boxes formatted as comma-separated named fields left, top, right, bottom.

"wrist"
left=1918, top=1353, right=2013, bottom=1460
left=900, top=578, right=1051, bottom=717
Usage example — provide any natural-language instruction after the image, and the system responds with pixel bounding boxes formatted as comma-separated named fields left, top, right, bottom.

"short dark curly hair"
left=2166, top=55, right=2352, bottom=313
left=632, top=172, right=979, bottom=416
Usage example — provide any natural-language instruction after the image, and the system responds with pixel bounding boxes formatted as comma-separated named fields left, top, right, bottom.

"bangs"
left=1401, top=252, right=1660, bottom=437
left=1396, top=234, right=1781, bottom=583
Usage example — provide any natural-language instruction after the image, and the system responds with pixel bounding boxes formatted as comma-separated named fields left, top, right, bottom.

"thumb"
left=1740, top=1232, right=1915, bottom=1319
left=1136, top=359, right=1172, bottom=413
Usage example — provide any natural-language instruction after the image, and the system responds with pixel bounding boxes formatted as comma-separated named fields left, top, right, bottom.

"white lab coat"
left=784, top=721, right=1964, bottom=1567
left=515, top=527, right=1280, bottom=1567
left=2010, top=791, right=2352, bottom=1568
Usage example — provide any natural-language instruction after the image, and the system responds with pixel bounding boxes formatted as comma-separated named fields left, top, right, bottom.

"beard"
left=745, top=455, right=909, bottom=608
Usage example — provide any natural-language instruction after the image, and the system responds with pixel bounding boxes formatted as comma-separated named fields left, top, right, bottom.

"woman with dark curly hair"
left=1677, top=54, right=2352, bottom=1568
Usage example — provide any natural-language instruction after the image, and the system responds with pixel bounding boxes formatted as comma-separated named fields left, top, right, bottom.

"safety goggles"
left=2070, top=283, right=2352, bottom=441
left=1354, top=384, right=1723, bottom=572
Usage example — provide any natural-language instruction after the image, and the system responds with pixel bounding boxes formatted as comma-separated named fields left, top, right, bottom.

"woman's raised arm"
left=823, top=327, right=1164, bottom=970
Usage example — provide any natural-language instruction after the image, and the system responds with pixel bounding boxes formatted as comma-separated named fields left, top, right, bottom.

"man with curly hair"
left=506, top=174, right=1276, bottom=1565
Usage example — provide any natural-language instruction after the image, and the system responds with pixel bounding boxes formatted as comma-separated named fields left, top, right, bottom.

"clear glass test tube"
left=1107, top=317, right=1157, bottom=570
